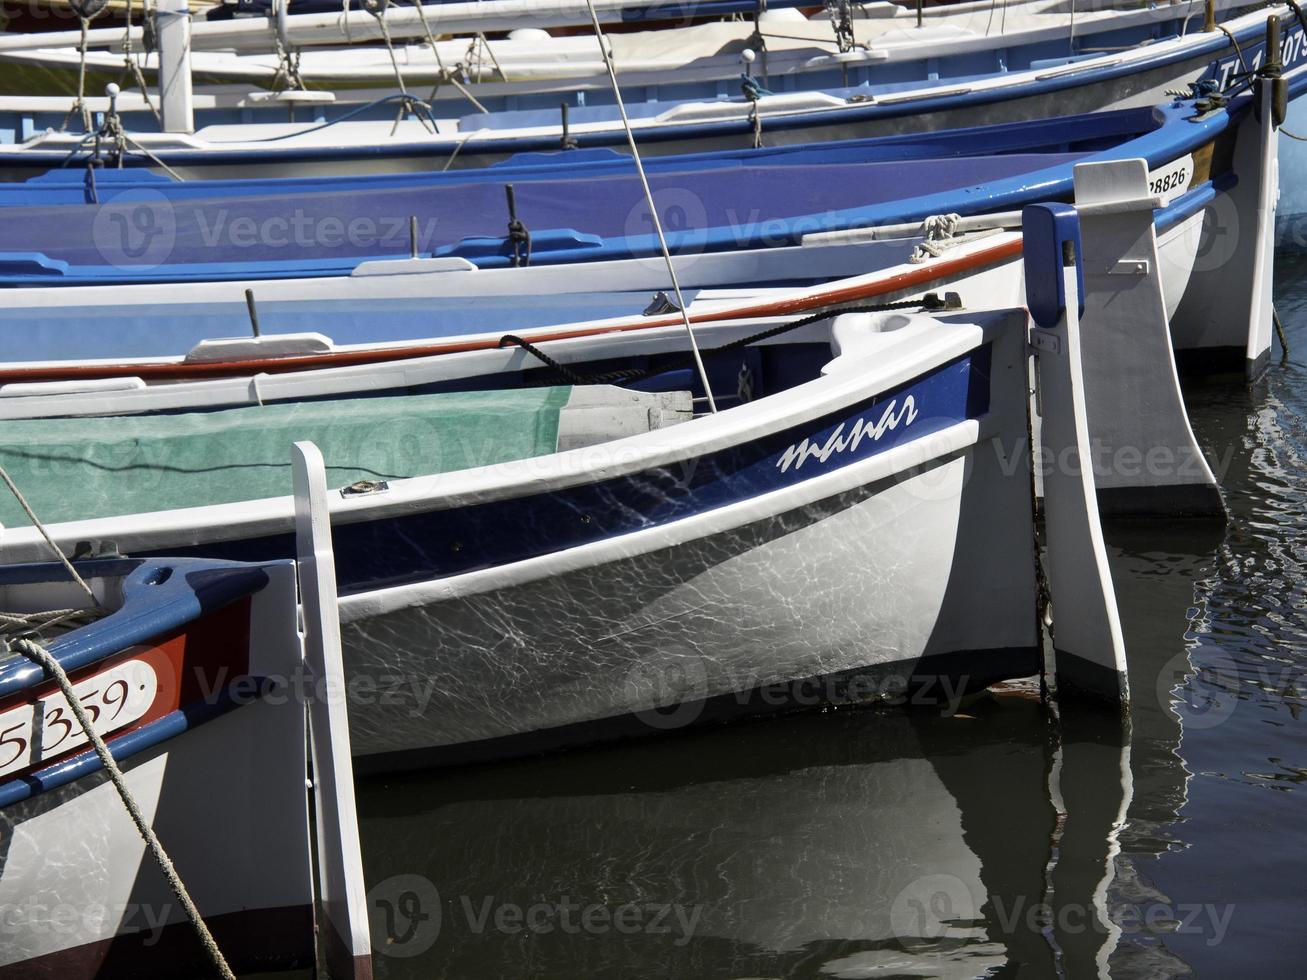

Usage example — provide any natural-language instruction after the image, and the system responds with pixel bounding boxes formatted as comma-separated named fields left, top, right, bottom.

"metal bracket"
left=1109, top=259, right=1150, bottom=276
left=1029, top=328, right=1061, bottom=355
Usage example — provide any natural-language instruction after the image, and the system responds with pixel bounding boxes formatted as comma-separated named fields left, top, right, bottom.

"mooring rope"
left=1273, top=305, right=1291, bottom=361
left=473, top=31, right=506, bottom=82
left=121, top=0, right=163, bottom=126
left=0, top=467, right=100, bottom=609
left=410, top=0, right=488, bottom=113
left=582, top=0, right=719, bottom=412
left=1216, top=23, right=1254, bottom=86
left=61, top=0, right=110, bottom=133
left=499, top=296, right=944, bottom=389
left=271, top=35, right=306, bottom=93
left=1, top=462, right=233, bottom=978
left=1273, top=1, right=1307, bottom=139
left=360, top=0, right=437, bottom=136
left=13, top=637, right=236, bottom=980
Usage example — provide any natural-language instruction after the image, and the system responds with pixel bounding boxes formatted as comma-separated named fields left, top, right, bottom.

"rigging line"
left=0, top=467, right=101, bottom=609
left=754, top=30, right=847, bottom=46
left=476, top=31, right=507, bottom=82
left=122, top=0, right=162, bottom=125
left=411, top=0, right=488, bottom=112
left=14, top=636, right=236, bottom=980
left=582, top=0, right=718, bottom=413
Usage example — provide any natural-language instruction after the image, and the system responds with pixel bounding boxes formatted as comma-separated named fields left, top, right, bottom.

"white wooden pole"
left=156, top=0, right=194, bottom=134
left=292, top=441, right=374, bottom=980
left=1025, top=203, right=1130, bottom=706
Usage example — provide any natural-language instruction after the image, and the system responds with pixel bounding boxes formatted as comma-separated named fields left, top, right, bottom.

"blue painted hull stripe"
left=0, top=560, right=272, bottom=699
left=0, top=688, right=259, bottom=809
left=0, top=89, right=1261, bottom=285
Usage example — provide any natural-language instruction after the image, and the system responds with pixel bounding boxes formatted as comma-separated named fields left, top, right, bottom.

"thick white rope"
left=910, top=212, right=964, bottom=263
left=582, top=0, right=718, bottom=412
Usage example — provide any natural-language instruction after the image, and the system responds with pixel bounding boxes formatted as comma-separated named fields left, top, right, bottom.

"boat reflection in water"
left=353, top=522, right=1220, bottom=979
left=1099, top=519, right=1224, bottom=979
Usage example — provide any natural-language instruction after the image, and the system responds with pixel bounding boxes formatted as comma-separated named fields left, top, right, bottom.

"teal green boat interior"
left=0, top=387, right=574, bottom=527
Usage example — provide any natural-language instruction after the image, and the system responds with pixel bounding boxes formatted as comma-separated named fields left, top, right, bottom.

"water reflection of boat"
left=1107, top=524, right=1223, bottom=849
left=1097, top=521, right=1223, bottom=978
left=350, top=520, right=1218, bottom=979
left=355, top=696, right=1082, bottom=977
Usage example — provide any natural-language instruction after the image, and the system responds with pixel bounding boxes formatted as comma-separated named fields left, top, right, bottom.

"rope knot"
left=739, top=73, right=772, bottom=102
left=923, top=212, right=963, bottom=242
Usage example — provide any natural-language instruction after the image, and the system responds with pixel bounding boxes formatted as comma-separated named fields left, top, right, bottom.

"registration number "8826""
left=1146, top=155, right=1194, bottom=202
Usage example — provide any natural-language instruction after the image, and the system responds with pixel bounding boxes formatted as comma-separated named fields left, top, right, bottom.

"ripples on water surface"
left=355, top=252, right=1307, bottom=979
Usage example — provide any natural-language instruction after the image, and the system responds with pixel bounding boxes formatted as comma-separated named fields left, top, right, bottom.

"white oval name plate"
left=0, top=659, right=159, bottom=779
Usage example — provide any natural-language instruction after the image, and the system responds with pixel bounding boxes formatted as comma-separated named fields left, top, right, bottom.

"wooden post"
left=1024, top=203, right=1130, bottom=707
left=156, top=0, right=194, bottom=133
left=292, top=441, right=374, bottom=980
left=1071, top=158, right=1224, bottom=518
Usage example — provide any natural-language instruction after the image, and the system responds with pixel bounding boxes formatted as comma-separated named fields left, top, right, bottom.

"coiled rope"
left=911, top=212, right=965, bottom=262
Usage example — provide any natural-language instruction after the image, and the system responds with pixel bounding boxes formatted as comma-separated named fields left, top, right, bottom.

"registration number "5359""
left=0, top=659, right=158, bottom=779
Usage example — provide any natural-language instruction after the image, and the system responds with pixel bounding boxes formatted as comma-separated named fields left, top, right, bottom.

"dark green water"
left=354, top=252, right=1307, bottom=978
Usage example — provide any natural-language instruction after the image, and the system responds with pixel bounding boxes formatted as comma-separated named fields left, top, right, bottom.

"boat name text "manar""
left=777, top=397, right=919, bottom=473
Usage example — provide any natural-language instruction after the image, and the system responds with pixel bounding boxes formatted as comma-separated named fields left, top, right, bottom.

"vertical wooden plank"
left=292, top=441, right=374, bottom=979
left=1025, top=204, right=1129, bottom=706
left=1072, top=157, right=1223, bottom=518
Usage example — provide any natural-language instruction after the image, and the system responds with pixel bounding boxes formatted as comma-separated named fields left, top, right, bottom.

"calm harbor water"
left=353, top=251, right=1307, bottom=979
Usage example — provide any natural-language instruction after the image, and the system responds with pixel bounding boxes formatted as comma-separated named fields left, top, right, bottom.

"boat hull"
left=0, top=3, right=1289, bottom=179
left=343, top=444, right=1041, bottom=770
left=0, top=704, right=310, bottom=978
left=0, top=561, right=312, bottom=978
left=0, top=310, right=1042, bottom=770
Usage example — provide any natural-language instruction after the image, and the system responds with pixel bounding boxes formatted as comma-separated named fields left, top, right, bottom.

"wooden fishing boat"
left=0, top=557, right=310, bottom=976
left=0, top=92, right=1271, bottom=288
left=0, top=1, right=1284, bottom=179
left=0, top=0, right=1251, bottom=98
left=0, top=202, right=1131, bottom=767
left=0, top=67, right=1285, bottom=393
left=0, top=518, right=371, bottom=975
